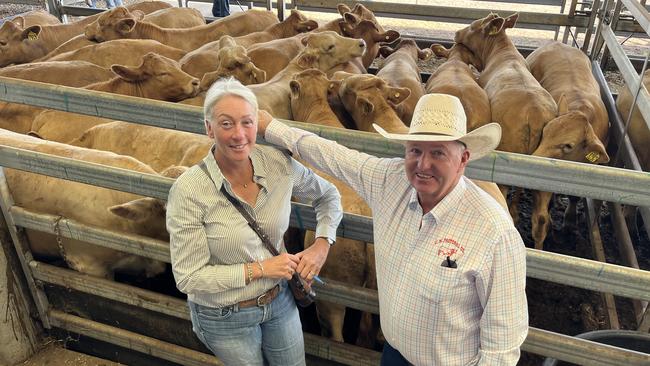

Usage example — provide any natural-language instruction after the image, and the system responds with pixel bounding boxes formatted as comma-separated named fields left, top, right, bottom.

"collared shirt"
left=266, top=120, right=528, bottom=366
left=166, top=144, right=342, bottom=308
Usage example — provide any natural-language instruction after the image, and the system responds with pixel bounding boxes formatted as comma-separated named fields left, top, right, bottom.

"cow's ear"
left=356, top=96, right=374, bottom=115
left=557, top=94, right=569, bottom=115
left=387, top=87, right=410, bottom=105
left=289, top=80, right=301, bottom=97
left=337, top=3, right=351, bottom=16
left=504, top=13, right=519, bottom=29
left=297, top=20, right=318, bottom=32
left=379, top=45, right=394, bottom=58
left=301, top=34, right=311, bottom=46
left=297, top=52, right=317, bottom=68
left=161, top=165, right=187, bottom=179
left=377, top=30, right=400, bottom=44
left=116, top=18, right=136, bottom=35
left=111, top=64, right=145, bottom=82
left=252, top=68, right=266, bottom=83
left=327, top=80, right=341, bottom=96
left=343, top=12, right=360, bottom=25
left=483, top=17, right=504, bottom=36
left=219, top=35, right=235, bottom=48
left=109, top=197, right=165, bottom=221
left=585, top=136, right=610, bottom=164
left=431, top=44, right=449, bottom=58
left=418, top=47, right=433, bottom=61
left=11, top=16, right=25, bottom=28
left=21, top=25, right=41, bottom=41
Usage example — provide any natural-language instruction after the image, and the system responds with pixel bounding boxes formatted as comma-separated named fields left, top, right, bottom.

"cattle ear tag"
left=394, top=92, right=400, bottom=98
left=585, top=151, right=600, bottom=163
left=488, top=27, right=499, bottom=36
left=385, top=35, right=390, bottom=40
left=28, top=31, right=38, bottom=40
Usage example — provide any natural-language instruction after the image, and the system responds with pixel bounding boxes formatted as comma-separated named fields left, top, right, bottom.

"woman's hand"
left=261, top=253, right=300, bottom=280
left=296, top=237, right=330, bottom=281
left=257, top=110, right=273, bottom=136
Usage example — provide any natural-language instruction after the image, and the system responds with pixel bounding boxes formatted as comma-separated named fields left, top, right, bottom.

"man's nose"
left=417, top=154, right=433, bottom=169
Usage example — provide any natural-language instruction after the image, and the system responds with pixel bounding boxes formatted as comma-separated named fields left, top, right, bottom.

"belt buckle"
left=256, top=290, right=270, bottom=307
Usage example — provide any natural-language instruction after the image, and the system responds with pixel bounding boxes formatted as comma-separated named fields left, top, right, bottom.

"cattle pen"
left=0, top=0, right=650, bottom=365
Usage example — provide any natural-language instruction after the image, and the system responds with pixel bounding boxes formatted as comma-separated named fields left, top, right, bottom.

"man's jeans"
left=212, top=0, right=230, bottom=17
left=381, top=341, right=412, bottom=366
left=189, top=281, right=305, bottom=366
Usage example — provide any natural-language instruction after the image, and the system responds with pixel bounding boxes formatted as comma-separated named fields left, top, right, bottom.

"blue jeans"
left=212, top=0, right=230, bottom=17
left=106, top=0, right=123, bottom=8
left=189, top=281, right=305, bottom=366
left=381, top=341, right=412, bottom=366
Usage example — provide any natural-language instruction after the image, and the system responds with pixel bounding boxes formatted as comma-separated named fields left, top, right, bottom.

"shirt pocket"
left=420, top=265, right=462, bottom=304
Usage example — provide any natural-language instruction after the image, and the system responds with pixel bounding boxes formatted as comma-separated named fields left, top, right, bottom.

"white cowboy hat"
left=373, top=93, right=502, bottom=161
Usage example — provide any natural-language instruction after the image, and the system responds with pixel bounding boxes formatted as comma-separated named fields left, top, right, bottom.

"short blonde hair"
left=203, top=77, right=258, bottom=122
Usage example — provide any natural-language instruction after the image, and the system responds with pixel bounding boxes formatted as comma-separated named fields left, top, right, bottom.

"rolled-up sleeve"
left=289, top=156, right=342, bottom=241
left=475, top=227, right=529, bottom=365
left=166, top=178, right=246, bottom=295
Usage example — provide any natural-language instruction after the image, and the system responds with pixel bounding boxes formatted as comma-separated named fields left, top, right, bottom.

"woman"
left=166, top=77, right=341, bottom=365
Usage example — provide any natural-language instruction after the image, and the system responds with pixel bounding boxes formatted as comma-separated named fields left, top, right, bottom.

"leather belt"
left=238, top=284, right=280, bottom=308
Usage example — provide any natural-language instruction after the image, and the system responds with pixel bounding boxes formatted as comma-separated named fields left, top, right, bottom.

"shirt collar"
left=408, top=176, right=468, bottom=221
left=202, top=145, right=268, bottom=188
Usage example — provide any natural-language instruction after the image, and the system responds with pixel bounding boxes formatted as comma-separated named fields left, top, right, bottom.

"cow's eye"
left=0, top=41, right=6, bottom=47
left=327, top=44, right=335, bottom=51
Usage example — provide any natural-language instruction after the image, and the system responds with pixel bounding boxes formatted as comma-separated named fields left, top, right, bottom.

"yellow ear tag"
left=28, top=31, right=38, bottom=40
left=328, top=83, right=334, bottom=89
left=394, top=92, right=400, bottom=98
left=585, top=151, right=600, bottom=163
left=488, top=27, right=499, bottom=36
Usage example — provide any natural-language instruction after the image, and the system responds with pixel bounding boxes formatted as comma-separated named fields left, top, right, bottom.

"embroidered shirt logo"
left=434, top=238, right=465, bottom=261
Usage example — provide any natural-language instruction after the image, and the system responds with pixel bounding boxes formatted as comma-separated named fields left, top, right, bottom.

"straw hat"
left=373, top=93, right=501, bottom=161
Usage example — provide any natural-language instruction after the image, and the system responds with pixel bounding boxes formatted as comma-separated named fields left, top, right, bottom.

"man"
left=257, top=94, right=528, bottom=365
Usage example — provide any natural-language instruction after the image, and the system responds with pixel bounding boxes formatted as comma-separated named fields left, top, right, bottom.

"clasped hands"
left=260, top=237, right=330, bottom=283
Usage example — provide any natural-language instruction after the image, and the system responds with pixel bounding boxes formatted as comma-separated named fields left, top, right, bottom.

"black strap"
left=220, top=183, right=281, bottom=257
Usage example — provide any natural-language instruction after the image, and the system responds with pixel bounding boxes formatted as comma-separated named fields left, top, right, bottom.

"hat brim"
left=373, top=122, right=502, bottom=161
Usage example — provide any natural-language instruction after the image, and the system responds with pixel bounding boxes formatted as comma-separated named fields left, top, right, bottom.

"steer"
left=248, top=31, right=366, bottom=120
left=377, top=39, right=431, bottom=125
left=0, top=61, right=115, bottom=134
left=179, top=9, right=317, bottom=79
left=427, top=43, right=491, bottom=131
left=0, top=1, right=171, bottom=66
left=526, top=41, right=610, bottom=249
left=616, top=70, right=650, bottom=172
left=45, top=39, right=187, bottom=68
left=84, top=7, right=278, bottom=51
left=30, top=53, right=200, bottom=143
left=0, top=128, right=181, bottom=279
left=198, top=36, right=267, bottom=90
left=454, top=13, right=558, bottom=227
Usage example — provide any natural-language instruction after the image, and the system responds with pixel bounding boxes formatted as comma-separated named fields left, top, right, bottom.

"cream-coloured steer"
left=0, top=129, right=179, bottom=279
left=84, top=7, right=278, bottom=51
left=526, top=41, right=610, bottom=249
left=377, top=39, right=431, bottom=125
left=198, top=36, right=266, bottom=90
left=455, top=13, right=558, bottom=227
left=45, top=39, right=187, bottom=67
left=0, top=61, right=115, bottom=134
left=427, top=43, right=491, bottom=131
left=30, top=53, right=200, bottom=143
left=179, top=9, right=317, bottom=79
left=248, top=31, right=366, bottom=120
left=0, top=1, right=171, bottom=66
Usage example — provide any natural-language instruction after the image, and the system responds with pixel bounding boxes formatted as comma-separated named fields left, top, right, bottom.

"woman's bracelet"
left=256, top=261, right=264, bottom=278
left=246, top=263, right=253, bottom=284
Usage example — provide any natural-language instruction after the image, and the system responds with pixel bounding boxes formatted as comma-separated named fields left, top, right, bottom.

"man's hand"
left=296, top=237, right=331, bottom=281
left=257, top=110, right=273, bottom=136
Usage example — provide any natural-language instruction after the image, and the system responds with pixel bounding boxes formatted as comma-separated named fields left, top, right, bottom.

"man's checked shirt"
left=265, top=120, right=528, bottom=366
